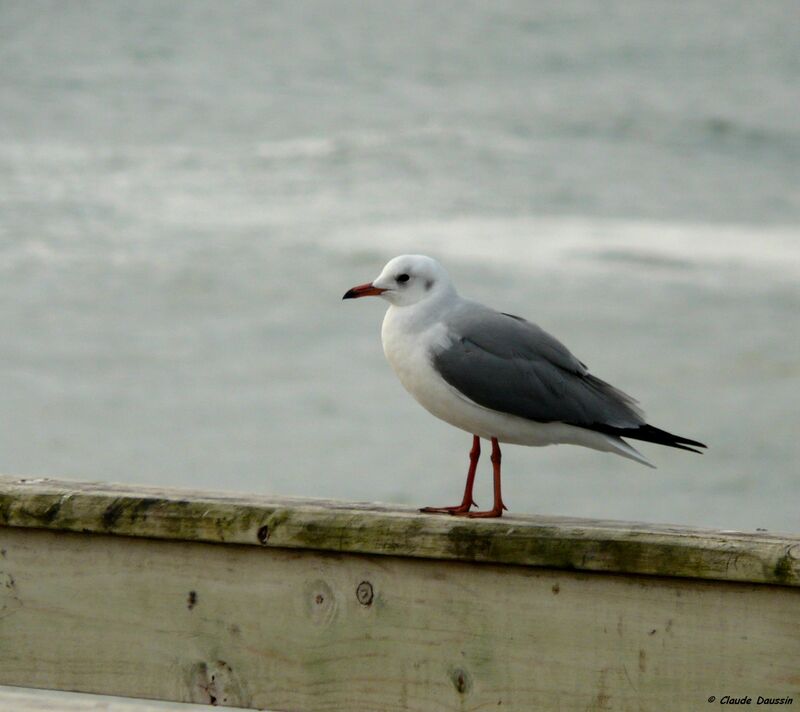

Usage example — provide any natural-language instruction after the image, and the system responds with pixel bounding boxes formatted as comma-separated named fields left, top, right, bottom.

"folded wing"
left=432, top=303, right=705, bottom=453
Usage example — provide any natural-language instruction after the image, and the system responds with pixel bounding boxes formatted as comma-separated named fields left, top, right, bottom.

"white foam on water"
left=256, top=137, right=339, bottom=160
left=254, top=125, right=456, bottom=161
left=328, top=216, right=800, bottom=280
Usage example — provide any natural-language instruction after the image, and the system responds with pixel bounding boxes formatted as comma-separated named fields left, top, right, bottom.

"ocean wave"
left=327, top=216, right=800, bottom=279
left=252, top=125, right=557, bottom=161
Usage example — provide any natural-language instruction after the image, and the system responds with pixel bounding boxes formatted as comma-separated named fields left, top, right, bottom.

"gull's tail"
left=603, top=436, right=656, bottom=468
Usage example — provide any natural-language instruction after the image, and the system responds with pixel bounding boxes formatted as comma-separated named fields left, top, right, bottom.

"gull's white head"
left=342, top=254, right=455, bottom=307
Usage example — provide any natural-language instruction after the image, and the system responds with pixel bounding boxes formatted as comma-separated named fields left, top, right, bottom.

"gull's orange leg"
left=462, top=437, right=508, bottom=518
left=420, top=435, right=480, bottom=515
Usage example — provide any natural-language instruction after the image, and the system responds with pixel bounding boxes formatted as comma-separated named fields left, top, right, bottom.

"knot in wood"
left=450, top=667, right=472, bottom=694
left=356, top=580, right=374, bottom=606
left=256, top=525, right=269, bottom=545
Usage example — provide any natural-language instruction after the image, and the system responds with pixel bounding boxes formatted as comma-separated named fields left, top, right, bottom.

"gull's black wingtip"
left=672, top=443, right=706, bottom=455
left=593, top=423, right=708, bottom=453
left=671, top=433, right=708, bottom=452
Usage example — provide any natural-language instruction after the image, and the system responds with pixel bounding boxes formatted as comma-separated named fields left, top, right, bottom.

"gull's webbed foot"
left=419, top=500, right=477, bottom=516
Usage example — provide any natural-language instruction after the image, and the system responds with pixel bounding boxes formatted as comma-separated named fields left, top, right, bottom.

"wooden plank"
left=0, top=476, right=798, bottom=586
left=0, top=685, right=244, bottom=711
left=1, top=527, right=798, bottom=711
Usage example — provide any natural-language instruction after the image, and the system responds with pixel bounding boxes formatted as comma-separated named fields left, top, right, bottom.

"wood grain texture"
left=0, top=476, right=798, bottom=586
left=1, top=527, right=798, bottom=711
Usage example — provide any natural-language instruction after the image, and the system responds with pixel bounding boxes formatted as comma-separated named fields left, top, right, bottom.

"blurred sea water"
left=0, top=0, right=798, bottom=530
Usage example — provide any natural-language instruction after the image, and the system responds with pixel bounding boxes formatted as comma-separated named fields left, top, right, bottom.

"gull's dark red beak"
left=342, top=282, right=387, bottom=300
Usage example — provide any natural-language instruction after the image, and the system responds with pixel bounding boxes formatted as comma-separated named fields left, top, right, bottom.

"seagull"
left=343, top=254, right=706, bottom=518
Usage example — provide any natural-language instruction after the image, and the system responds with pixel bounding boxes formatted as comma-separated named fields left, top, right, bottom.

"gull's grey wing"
left=431, top=302, right=645, bottom=429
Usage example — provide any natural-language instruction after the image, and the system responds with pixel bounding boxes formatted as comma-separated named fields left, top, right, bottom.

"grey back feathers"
left=431, top=302, right=646, bottom=430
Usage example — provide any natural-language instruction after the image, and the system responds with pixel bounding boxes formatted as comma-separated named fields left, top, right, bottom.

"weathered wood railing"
left=1, top=475, right=798, bottom=711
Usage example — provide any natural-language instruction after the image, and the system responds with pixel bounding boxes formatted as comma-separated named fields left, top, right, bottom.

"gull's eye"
left=396, top=273, right=410, bottom=283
